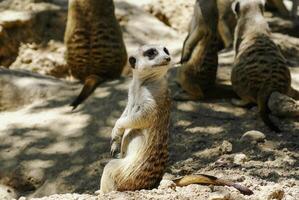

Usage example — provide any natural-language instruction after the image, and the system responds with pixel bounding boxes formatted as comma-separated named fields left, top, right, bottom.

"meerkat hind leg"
left=100, top=159, right=119, bottom=194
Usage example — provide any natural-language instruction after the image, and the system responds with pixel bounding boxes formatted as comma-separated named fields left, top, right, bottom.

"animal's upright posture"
left=65, top=0, right=127, bottom=109
left=100, top=45, right=172, bottom=193
left=217, top=0, right=236, bottom=48
left=175, top=0, right=236, bottom=101
left=231, top=0, right=299, bottom=132
left=100, top=45, right=253, bottom=196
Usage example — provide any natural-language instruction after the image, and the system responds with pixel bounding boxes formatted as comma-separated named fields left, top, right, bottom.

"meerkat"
left=100, top=45, right=172, bottom=193
left=231, top=0, right=299, bottom=132
left=175, top=0, right=237, bottom=101
left=65, top=0, right=127, bottom=109
left=100, top=45, right=253, bottom=196
left=217, top=0, right=236, bottom=49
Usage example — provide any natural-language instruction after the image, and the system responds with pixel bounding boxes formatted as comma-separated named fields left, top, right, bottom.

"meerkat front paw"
left=110, top=127, right=123, bottom=158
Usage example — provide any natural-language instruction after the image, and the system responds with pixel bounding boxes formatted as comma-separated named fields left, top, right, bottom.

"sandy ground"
left=0, top=0, right=299, bottom=200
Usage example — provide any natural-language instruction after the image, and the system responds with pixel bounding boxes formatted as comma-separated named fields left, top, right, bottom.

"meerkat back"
left=231, top=0, right=292, bottom=132
left=65, top=0, right=127, bottom=109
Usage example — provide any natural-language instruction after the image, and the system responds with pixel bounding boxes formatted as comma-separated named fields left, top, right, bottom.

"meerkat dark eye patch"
left=143, top=48, right=158, bottom=60
left=129, top=56, right=137, bottom=68
left=163, top=47, right=169, bottom=55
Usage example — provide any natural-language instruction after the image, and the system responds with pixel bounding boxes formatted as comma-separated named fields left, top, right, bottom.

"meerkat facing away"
left=175, top=0, right=237, bottom=101
left=231, top=0, right=299, bottom=132
left=65, top=0, right=127, bottom=109
left=100, top=45, right=253, bottom=196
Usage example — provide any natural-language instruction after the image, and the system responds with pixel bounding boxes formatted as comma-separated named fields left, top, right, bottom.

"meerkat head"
left=232, top=0, right=266, bottom=18
left=232, top=0, right=269, bottom=52
left=128, top=45, right=171, bottom=75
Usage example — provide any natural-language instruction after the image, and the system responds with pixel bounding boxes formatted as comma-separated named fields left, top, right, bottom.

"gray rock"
left=241, top=130, right=266, bottom=143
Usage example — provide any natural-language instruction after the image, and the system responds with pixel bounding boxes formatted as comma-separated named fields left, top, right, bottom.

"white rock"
left=241, top=130, right=266, bottom=143
left=233, top=153, right=248, bottom=165
left=219, top=140, right=233, bottom=153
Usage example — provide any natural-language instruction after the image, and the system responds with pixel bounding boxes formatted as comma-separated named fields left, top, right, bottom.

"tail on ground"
left=289, top=87, right=299, bottom=100
left=258, top=90, right=281, bottom=132
left=70, top=75, right=104, bottom=110
left=173, top=174, right=253, bottom=196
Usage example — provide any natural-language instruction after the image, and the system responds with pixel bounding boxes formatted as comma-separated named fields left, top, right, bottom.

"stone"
left=219, top=140, right=233, bottom=154
left=241, top=130, right=266, bottom=143
left=233, top=153, right=248, bottom=165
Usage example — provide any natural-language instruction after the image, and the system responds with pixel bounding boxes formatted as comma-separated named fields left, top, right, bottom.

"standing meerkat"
left=100, top=45, right=172, bottom=193
left=231, top=0, right=299, bottom=132
left=100, top=45, right=253, bottom=196
left=65, top=0, right=127, bottom=109
left=175, top=0, right=236, bottom=101
left=217, top=0, right=236, bottom=48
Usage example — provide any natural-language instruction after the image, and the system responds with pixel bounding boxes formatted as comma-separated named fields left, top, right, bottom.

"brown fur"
left=175, top=0, right=237, bottom=101
left=65, top=0, right=127, bottom=109
left=231, top=0, right=297, bottom=132
left=100, top=45, right=171, bottom=193
left=217, top=0, right=236, bottom=48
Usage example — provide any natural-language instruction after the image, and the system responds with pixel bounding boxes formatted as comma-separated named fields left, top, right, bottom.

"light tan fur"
left=217, top=0, right=236, bottom=48
left=65, top=0, right=127, bottom=109
left=100, top=45, right=171, bottom=193
left=175, top=0, right=237, bottom=101
left=231, top=0, right=298, bottom=132
left=100, top=45, right=253, bottom=195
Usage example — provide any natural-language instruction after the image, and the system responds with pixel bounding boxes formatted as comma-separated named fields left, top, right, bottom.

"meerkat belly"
left=232, top=36, right=291, bottom=102
left=67, top=22, right=126, bottom=81
left=118, top=127, right=168, bottom=191
left=196, top=35, right=218, bottom=89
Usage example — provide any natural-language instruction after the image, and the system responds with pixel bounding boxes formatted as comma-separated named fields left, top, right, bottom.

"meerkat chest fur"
left=100, top=45, right=172, bottom=192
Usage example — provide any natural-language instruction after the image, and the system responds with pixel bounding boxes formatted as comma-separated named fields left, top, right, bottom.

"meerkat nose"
left=165, top=57, right=171, bottom=62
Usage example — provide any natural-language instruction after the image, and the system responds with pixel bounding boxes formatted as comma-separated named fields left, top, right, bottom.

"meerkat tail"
left=257, top=91, right=281, bottom=132
left=70, top=75, right=104, bottom=110
left=289, top=87, right=299, bottom=100
left=173, top=174, right=253, bottom=196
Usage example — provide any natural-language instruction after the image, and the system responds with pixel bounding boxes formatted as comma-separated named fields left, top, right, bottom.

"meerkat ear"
left=129, top=56, right=137, bottom=69
left=232, top=1, right=240, bottom=16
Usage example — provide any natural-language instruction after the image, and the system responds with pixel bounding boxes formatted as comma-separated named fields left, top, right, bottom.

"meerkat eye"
left=129, top=56, right=137, bottom=69
left=143, top=48, right=158, bottom=59
left=163, top=47, right=169, bottom=55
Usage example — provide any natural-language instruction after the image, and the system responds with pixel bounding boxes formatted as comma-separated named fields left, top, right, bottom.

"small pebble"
left=233, top=153, right=248, bottom=165
left=241, top=130, right=265, bottom=143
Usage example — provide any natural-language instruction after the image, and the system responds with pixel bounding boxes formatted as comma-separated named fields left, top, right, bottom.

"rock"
left=0, top=10, right=33, bottom=28
left=219, top=140, right=233, bottom=154
left=208, top=191, right=230, bottom=200
left=158, top=179, right=176, bottom=190
left=233, top=153, right=248, bottom=165
left=268, top=92, right=299, bottom=117
left=241, top=130, right=266, bottom=143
